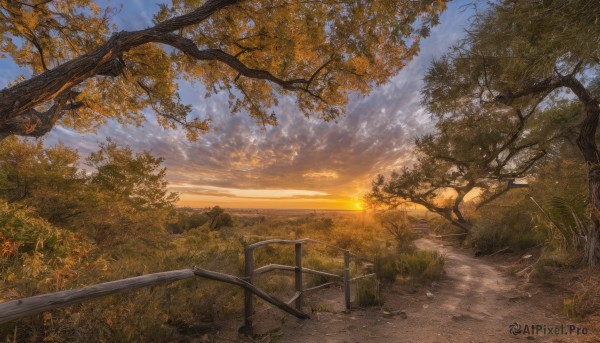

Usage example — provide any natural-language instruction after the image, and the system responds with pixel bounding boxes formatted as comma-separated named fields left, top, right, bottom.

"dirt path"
left=217, top=239, right=596, bottom=342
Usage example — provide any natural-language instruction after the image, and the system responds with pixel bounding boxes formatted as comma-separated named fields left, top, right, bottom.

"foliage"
left=0, top=137, right=178, bottom=248
left=421, top=0, right=600, bottom=264
left=204, top=206, right=233, bottom=230
left=0, top=0, right=446, bottom=139
left=0, top=137, right=87, bottom=226
left=374, top=249, right=445, bottom=284
left=369, top=101, right=576, bottom=232
left=374, top=252, right=399, bottom=283
left=397, top=250, right=445, bottom=281
left=355, top=277, right=381, bottom=307
left=87, top=139, right=179, bottom=211
left=0, top=201, right=103, bottom=300
left=373, top=209, right=417, bottom=252
left=528, top=145, right=589, bottom=254
left=470, top=191, right=544, bottom=254
left=167, top=208, right=209, bottom=234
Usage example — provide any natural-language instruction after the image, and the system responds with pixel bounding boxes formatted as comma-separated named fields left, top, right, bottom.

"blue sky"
left=0, top=0, right=476, bottom=209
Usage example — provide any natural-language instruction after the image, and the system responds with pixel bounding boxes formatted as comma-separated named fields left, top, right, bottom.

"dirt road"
left=220, top=238, right=596, bottom=342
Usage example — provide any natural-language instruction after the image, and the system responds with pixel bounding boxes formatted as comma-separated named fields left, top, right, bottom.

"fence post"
left=242, top=246, right=254, bottom=335
left=343, top=250, right=351, bottom=311
left=294, top=242, right=303, bottom=310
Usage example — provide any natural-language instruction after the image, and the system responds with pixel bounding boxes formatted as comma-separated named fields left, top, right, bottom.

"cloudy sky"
left=0, top=1, right=474, bottom=210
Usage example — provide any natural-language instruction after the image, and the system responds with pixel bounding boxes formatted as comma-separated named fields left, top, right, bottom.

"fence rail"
left=241, top=238, right=374, bottom=334
left=0, top=238, right=375, bottom=336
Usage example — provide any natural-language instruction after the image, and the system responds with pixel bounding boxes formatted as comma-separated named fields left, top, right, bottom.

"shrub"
left=397, top=250, right=445, bottom=281
left=471, top=209, right=543, bottom=255
left=374, top=253, right=399, bottom=283
left=355, top=277, right=381, bottom=307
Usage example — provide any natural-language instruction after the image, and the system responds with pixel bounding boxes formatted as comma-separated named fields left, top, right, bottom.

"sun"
left=354, top=201, right=363, bottom=210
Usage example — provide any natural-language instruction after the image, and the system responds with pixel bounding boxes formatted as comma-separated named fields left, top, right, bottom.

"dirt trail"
left=218, top=239, right=595, bottom=342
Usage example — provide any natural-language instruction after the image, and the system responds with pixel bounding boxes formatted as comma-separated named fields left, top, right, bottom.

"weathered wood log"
left=343, top=251, right=351, bottom=311
left=0, top=269, right=195, bottom=324
left=303, top=282, right=336, bottom=294
left=246, top=238, right=369, bottom=260
left=0, top=267, right=309, bottom=325
left=242, top=246, right=254, bottom=335
left=286, top=291, right=302, bottom=306
left=192, top=269, right=309, bottom=319
left=246, top=239, right=308, bottom=249
left=252, top=264, right=341, bottom=279
left=294, top=243, right=303, bottom=310
left=350, top=273, right=377, bottom=282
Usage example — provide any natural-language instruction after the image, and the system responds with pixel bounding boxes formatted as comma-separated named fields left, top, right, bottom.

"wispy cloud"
left=37, top=1, right=474, bottom=209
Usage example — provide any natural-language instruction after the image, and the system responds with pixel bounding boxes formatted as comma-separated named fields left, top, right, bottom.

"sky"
left=0, top=1, right=475, bottom=210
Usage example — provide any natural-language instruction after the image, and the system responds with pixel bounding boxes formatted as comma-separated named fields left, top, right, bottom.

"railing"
left=0, top=238, right=374, bottom=336
left=241, top=238, right=374, bottom=334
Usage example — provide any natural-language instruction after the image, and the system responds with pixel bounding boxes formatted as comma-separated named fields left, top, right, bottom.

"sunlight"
left=354, top=200, right=364, bottom=210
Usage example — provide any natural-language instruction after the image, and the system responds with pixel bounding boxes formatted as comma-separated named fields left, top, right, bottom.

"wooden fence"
left=0, top=238, right=375, bottom=335
left=241, top=238, right=374, bottom=334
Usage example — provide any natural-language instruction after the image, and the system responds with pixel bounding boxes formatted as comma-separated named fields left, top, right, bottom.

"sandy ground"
left=214, top=238, right=598, bottom=342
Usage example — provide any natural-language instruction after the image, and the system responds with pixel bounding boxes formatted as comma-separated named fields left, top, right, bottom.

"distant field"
left=227, top=208, right=362, bottom=217
left=179, top=207, right=432, bottom=218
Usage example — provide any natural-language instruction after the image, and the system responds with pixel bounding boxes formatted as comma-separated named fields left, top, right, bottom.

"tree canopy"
left=369, top=97, right=578, bottom=232
left=0, top=137, right=178, bottom=246
left=0, top=0, right=446, bottom=140
left=373, top=0, right=600, bottom=264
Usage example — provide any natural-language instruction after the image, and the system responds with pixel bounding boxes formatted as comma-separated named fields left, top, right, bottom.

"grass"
left=2, top=209, right=436, bottom=341
left=397, top=250, right=445, bottom=281
left=355, top=277, right=381, bottom=307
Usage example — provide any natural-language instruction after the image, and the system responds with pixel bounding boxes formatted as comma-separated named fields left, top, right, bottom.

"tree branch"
left=0, top=0, right=240, bottom=131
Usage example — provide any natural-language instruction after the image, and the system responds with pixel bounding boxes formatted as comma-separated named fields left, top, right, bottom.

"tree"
left=369, top=101, right=577, bottom=232
left=205, top=205, right=232, bottom=229
left=0, top=137, right=88, bottom=225
left=82, top=139, right=178, bottom=245
left=421, top=0, right=600, bottom=265
left=0, top=137, right=178, bottom=246
left=0, top=0, right=446, bottom=140
left=86, top=139, right=179, bottom=211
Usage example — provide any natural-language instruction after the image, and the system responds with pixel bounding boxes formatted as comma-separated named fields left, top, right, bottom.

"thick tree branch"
left=0, top=0, right=240, bottom=131
left=153, top=33, right=313, bottom=92
left=0, top=89, right=82, bottom=140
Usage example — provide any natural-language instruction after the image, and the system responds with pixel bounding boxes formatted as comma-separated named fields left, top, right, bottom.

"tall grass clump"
left=397, top=250, right=445, bottom=281
left=374, top=252, right=400, bottom=283
left=355, top=277, right=381, bottom=307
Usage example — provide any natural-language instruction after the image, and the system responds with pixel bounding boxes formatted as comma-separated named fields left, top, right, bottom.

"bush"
left=374, top=253, right=399, bottom=283
left=397, top=250, right=445, bottom=281
left=167, top=209, right=209, bottom=234
left=471, top=209, right=543, bottom=255
left=374, top=210, right=417, bottom=252
left=356, top=277, right=381, bottom=307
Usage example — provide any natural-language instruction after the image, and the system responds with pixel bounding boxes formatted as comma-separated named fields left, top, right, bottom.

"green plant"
left=355, top=277, right=381, bottom=307
left=374, top=253, right=399, bottom=283
left=397, top=250, right=445, bottom=281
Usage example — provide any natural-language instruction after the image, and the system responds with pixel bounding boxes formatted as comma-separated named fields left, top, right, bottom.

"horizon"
left=0, top=0, right=474, bottom=211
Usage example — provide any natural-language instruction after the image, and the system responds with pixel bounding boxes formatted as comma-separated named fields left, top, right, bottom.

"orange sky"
left=177, top=194, right=363, bottom=210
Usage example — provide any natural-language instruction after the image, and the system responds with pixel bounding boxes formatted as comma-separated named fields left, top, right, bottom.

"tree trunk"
left=567, top=75, right=600, bottom=266
left=586, top=166, right=600, bottom=266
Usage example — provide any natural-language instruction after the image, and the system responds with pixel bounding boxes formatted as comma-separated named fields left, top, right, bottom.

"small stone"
left=382, top=311, right=394, bottom=318
left=395, top=310, right=407, bottom=319
left=426, top=291, right=434, bottom=298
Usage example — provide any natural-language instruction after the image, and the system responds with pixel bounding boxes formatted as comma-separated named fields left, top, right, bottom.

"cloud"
left=38, top=1, right=473, bottom=209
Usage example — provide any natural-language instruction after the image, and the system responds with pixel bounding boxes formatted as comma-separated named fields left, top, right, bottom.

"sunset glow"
left=3, top=0, right=471, bottom=211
